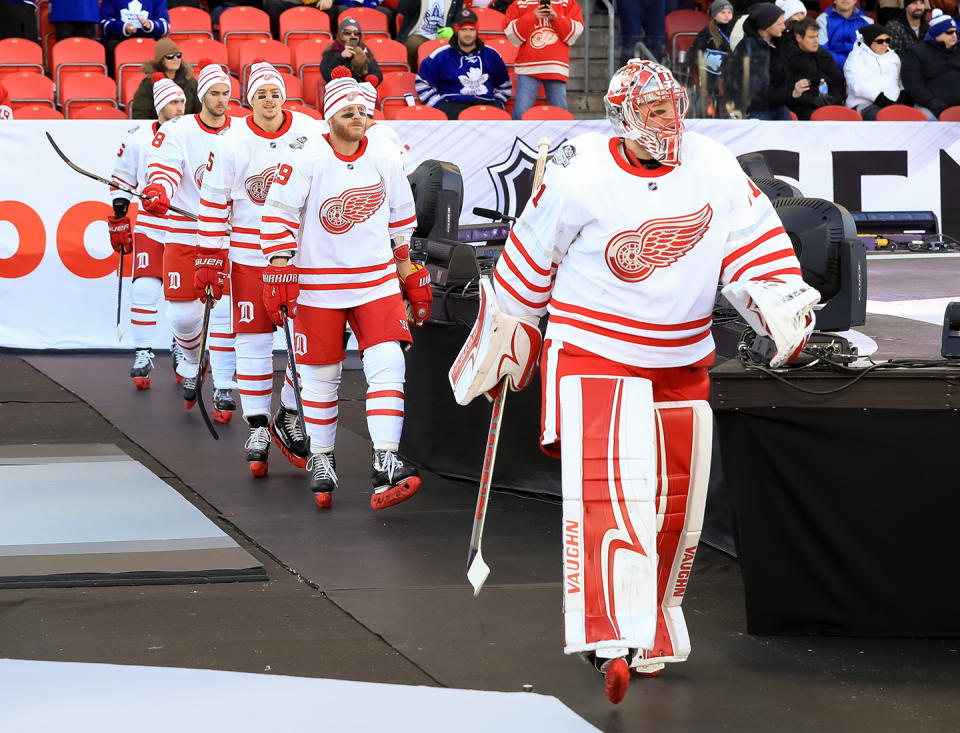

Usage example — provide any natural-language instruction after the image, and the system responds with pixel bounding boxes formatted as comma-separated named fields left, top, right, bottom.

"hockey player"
left=108, top=73, right=186, bottom=390
left=450, top=60, right=818, bottom=703
left=141, top=60, right=238, bottom=421
left=259, top=68, right=433, bottom=510
left=196, top=62, right=315, bottom=476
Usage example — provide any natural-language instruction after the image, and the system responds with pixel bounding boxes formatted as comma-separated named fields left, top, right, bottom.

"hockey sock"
left=129, top=277, right=162, bottom=349
left=299, top=362, right=342, bottom=452
left=280, top=359, right=299, bottom=409
left=362, top=341, right=405, bottom=452
left=166, top=299, right=204, bottom=377
left=208, top=294, right=236, bottom=389
left=235, top=332, right=274, bottom=420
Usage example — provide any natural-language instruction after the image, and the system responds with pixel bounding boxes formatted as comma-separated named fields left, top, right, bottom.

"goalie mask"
left=605, top=59, right=689, bottom=166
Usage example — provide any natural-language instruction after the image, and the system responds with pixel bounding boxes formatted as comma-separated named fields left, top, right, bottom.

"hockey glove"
left=107, top=215, right=133, bottom=254
left=401, top=262, right=432, bottom=326
left=194, top=250, right=228, bottom=302
left=141, top=183, right=170, bottom=216
left=263, top=265, right=300, bottom=325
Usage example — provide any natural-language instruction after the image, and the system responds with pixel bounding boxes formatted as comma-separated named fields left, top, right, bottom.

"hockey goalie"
left=450, top=60, right=819, bottom=703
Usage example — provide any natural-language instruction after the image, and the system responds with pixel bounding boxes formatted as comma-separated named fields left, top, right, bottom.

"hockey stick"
left=45, top=132, right=198, bottom=221
left=193, top=286, right=219, bottom=441
left=467, top=137, right=552, bottom=597
left=280, top=305, right=310, bottom=455
left=116, top=250, right=124, bottom=342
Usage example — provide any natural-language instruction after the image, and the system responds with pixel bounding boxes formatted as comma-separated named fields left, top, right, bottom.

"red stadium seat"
left=365, top=37, right=409, bottom=74
left=180, top=37, right=229, bottom=74
left=390, top=104, right=446, bottom=120
left=342, top=7, right=390, bottom=38
left=521, top=104, right=574, bottom=120
left=114, top=38, right=156, bottom=103
left=283, top=101, right=322, bottom=119
left=457, top=104, right=510, bottom=120
left=4, top=71, right=55, bottom=109
left=377, top=71, right=417, bottom=116
left=474, top=7, right=507, bottom=38
left=73, top=104, right=128, bottom=119
left=51, top=37, right=107, bottom=105
left=810, top=105, right=863, bottom=121
left=665, top=9, right=709, bottom=70
left=484, top=36, right=517, bottom=66
left=168, top=6, right=214, bottom=42
left=280, top=6, right=333, bottom=53
left=229, top=74, right=242, bottom=105
left=123, top=74, right=145, bottom=111
left=939, top=106, right=960, bottom=121
left=0, top=38, right=43, bottom=83
left=819, top=0, right=833, bottom=11
left=876, top=104, right=928, bottom=121
left=12, top=104, right=64, bottom=119
left=62, top=72, right=119, bottom=118
left=238, top=38, right=294, bottom=89
left=227, top=104, right=252, bottom=117
left=294, top=37, right=334, bottom=107
left=789, top=110, right=798, bottom=120
left=278, top=71, right=303, bottom=105
left=372, top=108, right=385, bottom=120
left=218, top=6, right=271, bottom=74
left=417, top=38, right=448, bottom=69
left=37, top=0, right=55, bottom=68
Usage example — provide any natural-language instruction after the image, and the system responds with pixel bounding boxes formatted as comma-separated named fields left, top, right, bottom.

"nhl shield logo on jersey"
left=245, top=165, right=277, bottom=205
left=319, top=178, right=386, bottom=234
left=605, top=204, right=713, bottom=283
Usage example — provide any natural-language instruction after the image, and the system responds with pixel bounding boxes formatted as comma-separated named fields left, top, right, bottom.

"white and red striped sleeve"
left=259, top=144, right=310, bottom=261
left=110, top=127, right=139, bottom=203
left=493, top=162, right=579, bottom=320
left=386, top=149, right=416, bottom=240
left=145, top=120, right=185, bottom=199
left=719, top=172, right=804, bottom=286
left=197, top=137, right=233, bottom=252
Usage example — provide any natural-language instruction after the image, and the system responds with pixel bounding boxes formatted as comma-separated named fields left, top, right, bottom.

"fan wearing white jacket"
left=844, top=25, right=909, bottom=119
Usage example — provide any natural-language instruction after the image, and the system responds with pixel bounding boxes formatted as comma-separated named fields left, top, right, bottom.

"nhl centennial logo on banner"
left=486, top=137, right=566, bottom=220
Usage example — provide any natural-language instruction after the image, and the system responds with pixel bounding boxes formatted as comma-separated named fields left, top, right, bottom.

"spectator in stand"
left=900, top=9, right=960, bottom=119
left=688, top=0, right=734, bottom=98
left=504, top=0, right=583, bottom=120
left=614, top=0, right=666, bottom=64
left=817, top=0, right=873, bottom=69
left=50, top=0, right=100, bottom=40
left=886, top=0, right=929, bottom=57
left=730, top=0, right=801, bottom=51
left=0, top=0, right=39, bottom=41
left=131, top=37, right=201, bottom=118
left=782, top=16, right=844, bottom=119
left=844, top=24, right=909, bottom=119
left=397, top=0, right=463, bottom=70
left=101, top=0, right=171, bottom=68
left=722, top=2, right=792, bottom=119
left=415, top=8, right=511, bottom=118
left=319, top=16, right=384, bottom=84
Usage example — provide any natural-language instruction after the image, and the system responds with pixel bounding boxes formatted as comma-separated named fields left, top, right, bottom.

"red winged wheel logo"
left=319, top=178, right=386, bottom=234
left=605, top=204, right=713, bottom=283
left=245, top=165, right=277, bottom=205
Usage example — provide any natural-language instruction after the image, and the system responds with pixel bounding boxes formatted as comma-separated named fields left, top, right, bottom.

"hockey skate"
left=171, top=338, right=184, bottom=384
left=307, top=451, right=337, bottom=508
left=130, top=349, right=154, bottom=390
left=181, top=361, right=207, bottom=410
left=270, top=405, right=309, bottom=468
left=213, top=388, right=236, bottom=424
left=370, top=449, right=420, bottom=510
left=245, top=417, right=270, bottom=477
left=628, top=648, right=665, bottom=677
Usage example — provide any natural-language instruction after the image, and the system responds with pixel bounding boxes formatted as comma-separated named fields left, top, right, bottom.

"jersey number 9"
left=275, top=164, right=293, bottom=186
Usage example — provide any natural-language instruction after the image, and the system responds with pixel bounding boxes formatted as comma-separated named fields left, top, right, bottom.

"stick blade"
left=117, top=325, right=124, bottom=342
left=467, top=550, right=490, bottom=597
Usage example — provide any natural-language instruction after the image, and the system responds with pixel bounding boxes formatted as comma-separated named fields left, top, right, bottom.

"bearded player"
left=108, top=73, right=186, bottom=389
left=196, top=62, right=314, bottom=475
left=141, top=60, right=238, bottom=421
left=259, top=68, right=433, bottom=510
left=450, top=60, right=818, bottom=703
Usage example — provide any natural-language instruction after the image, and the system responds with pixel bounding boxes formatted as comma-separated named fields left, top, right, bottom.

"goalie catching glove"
left=262, top=265, right=300, bottom=325
left=449, top=278, right=542, bottom=404
left=722, top=276, right=820, bottom=367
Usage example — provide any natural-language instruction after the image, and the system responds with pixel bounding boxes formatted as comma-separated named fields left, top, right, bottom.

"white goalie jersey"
left=196, top=110, right=314, bottom=266
left=493, top=131, right=805, bottom=368
left=259, top=133, right=416, bottom=309
left=110, top=120, right=167, bottom=241
left=145, top=114, right=233, bottom=247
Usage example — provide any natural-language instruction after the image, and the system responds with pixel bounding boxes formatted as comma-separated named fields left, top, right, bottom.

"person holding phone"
left=504, top=0, right=584, bottom=119
left=319, top=17, right=385, bottom=85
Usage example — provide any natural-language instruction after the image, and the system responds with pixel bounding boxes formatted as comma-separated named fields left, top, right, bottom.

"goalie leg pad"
left=560, top=375, right=659, bottom=656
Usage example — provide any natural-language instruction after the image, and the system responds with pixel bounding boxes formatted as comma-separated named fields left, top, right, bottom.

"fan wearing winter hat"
left=688, top=0, right=735, bottom=94
left=844, top=23, right=910, bottom=119
left=815, top=0, right=873, bottom=69
left=131, top=38, right=200, bottom=119
left=900, top=9, right=960, bottom=118
left=776, top=0, right=807, bottom=25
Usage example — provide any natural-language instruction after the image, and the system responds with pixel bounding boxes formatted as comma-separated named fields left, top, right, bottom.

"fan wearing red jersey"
left=260, top=67, right=432, bottom=510
left=450, top=60, right=819, bottom=704
left=197, top=62, right=316, bottom=476
left=109, top=74, right=186, bottom=390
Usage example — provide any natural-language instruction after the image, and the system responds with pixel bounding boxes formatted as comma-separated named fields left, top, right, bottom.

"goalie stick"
left=193, top=287, right=219, bottom=441
left=467, top=137, right=551, bottom=596
left=279, top=305, right=310, bottom=456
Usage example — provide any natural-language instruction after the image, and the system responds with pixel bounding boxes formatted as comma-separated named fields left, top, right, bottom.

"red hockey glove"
left=194, top=250, right=228, bottom=302
left=141, top=183, right=170, bottom=215
left=107, top=215, right=133, bottom=254
left=262, top=265, right=300, bottom=326
left=401, top=262, right=432, bottom=326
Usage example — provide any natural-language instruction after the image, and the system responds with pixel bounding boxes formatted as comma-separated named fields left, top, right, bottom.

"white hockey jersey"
left=145, top=114, right=232, bottom=247
left=260, top=133, right=416, bottom=309
left=197, top=110, right=314, bottom=267
left=110, top=120, right=167, bottom=241
left=494, top=131, right=804, bottom=368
